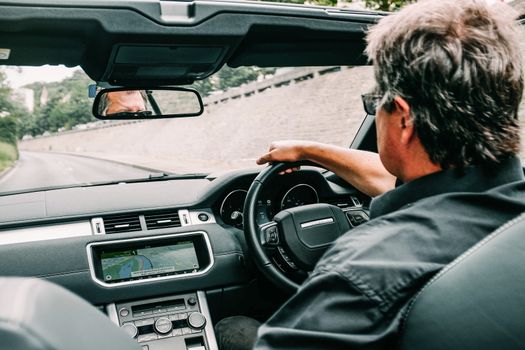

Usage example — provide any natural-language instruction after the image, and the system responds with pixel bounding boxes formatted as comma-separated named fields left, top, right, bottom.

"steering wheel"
left=244, top=161, right=355, bottom=293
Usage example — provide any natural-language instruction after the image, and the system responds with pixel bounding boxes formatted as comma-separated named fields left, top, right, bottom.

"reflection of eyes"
left=113, top=109, right=147, bottom=114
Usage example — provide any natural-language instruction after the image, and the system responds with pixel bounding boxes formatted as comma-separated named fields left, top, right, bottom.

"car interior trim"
left=300, top=217, right=334, bottom=229
left=91, top=217, right=106, bottom=235
left=0, top=221, right=92, bottom=246
left=106, top=302, right=119, bottom=326
left=188, top=209, right=217, bottom=225
left=198, top=290, right=219, bottom=350
left=86, top=231, right=214, bottom=288
left=179, top=209, right=192, bottom=227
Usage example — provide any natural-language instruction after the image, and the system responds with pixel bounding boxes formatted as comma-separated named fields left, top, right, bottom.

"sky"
left=2, top=65, right=78, bottom=89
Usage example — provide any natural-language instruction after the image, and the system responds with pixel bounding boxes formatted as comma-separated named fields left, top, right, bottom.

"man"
left=98, top=90, right=149, bottom=116
left=219, top=0, right=525, bottom=349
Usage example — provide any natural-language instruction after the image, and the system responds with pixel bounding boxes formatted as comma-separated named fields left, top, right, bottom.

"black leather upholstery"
left=399, top=212, right=525, bottom=350
left=0, top=277, right=141, bottom=350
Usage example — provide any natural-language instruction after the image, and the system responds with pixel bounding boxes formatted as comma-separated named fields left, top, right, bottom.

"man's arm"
left=256, top=140, right=396, bottom=197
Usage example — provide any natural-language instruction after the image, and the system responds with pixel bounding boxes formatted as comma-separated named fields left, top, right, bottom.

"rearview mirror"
left=92, top=87, right=203, bottom=119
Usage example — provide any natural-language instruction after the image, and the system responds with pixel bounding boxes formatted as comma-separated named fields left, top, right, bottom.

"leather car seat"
left=399, top=211, right=525, bottom=350
left=0, top=277, right=140, bottom=350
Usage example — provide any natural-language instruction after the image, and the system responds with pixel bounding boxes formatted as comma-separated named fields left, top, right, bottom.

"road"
left=0, top=151, right=154, bottom=194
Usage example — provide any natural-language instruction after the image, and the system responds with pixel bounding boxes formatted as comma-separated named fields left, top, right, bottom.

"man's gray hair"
left=366, top=0, right=524, bottom=168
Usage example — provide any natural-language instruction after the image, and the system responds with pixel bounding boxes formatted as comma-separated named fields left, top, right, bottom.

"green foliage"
left=192, top=66, right=277, bottom=97
left=0, top=116, right=18, bottom=145
left=349, top=0, right=414, bottom=11
left=0, top=141, right=17, bottom=172
left=19, top=70, right=95, bottom=136
left=262, top=0, right=337, bottom=6
left=0, top=69, right=21, bottom=152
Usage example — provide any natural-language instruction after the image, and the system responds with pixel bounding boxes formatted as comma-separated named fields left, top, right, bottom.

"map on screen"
left=101, top=241, right=199, bottom=282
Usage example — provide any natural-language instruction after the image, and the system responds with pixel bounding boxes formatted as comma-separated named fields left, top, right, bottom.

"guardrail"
left=203, top=66, right=344, bottom=106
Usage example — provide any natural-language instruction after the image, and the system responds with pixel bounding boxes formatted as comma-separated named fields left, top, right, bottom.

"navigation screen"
left=100, top=240, right=200, bottom=282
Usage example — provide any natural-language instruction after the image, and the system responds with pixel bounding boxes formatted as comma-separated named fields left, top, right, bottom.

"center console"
left=107, top=291, right=218, bottom=350
left=87, top=231, right=218, bottom=349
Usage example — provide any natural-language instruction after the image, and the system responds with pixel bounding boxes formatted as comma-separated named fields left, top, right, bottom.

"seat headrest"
left=0, top=277, right=140, bottom=350
left=399, top=212, right=525, bottom=350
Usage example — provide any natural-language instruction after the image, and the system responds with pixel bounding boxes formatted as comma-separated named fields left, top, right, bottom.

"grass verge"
left=0, top=141, right=18, bottom=172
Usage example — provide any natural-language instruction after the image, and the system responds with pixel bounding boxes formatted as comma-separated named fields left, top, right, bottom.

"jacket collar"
left=370, top=157, right=524, bottom=219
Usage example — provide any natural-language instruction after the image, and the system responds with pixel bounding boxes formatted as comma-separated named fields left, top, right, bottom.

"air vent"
left=145, top=210, right=181, bottom=230
left=103, top=214, right=142, bottom=234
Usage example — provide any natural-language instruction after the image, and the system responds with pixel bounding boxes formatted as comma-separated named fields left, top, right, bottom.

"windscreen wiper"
left=0, top=173, right=209, bottom=196
left=82, top=173, right=209, bottom=187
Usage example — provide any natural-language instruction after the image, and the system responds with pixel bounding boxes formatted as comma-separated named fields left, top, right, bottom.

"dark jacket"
left=255, top=157, right=525, bottom=350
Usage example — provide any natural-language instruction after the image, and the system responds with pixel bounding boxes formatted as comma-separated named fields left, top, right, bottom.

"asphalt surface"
left=0, top=151, right=154, bottom=194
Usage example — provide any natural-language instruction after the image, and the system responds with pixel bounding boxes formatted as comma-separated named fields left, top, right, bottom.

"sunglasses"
left=361, top=93, right=383, bottom=115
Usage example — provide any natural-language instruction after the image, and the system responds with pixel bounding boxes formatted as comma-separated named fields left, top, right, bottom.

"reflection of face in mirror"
left=99, top=90, right=150, bottom=116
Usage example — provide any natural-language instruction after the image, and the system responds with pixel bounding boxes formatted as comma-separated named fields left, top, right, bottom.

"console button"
left=135, top=318, right=155, bottom=327
left=119, top=308, right=130, bottom=317
left=187, top=297, right=197, bottom=306
left=188, top=312, right=207, bottom=330
left=198, top=213, right=209, bottom=222
left=154, top=317, right=173, bottom=335
left=182, top=327, right=192, bottom=335
left=121, top=323, right=138, bottom=338
left=137, top=333, right=158, bottom=343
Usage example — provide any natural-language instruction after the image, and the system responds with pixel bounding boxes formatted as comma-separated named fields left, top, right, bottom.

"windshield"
left=0, top=64, right=375, bottom=194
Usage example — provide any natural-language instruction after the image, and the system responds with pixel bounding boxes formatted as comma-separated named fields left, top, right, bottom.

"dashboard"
left=216, top=168, right=369, bottom=229
left=0, top=166, right=369, bottom=350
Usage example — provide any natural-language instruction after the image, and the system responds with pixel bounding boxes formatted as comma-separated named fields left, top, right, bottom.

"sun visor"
left=102, top=45, right=227, bottom=85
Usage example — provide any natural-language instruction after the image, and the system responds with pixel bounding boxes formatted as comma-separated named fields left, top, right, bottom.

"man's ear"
left=393, top=96, right=414, bottom=145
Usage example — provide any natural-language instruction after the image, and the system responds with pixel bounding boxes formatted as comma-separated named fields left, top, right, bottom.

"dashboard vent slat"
left=145, top=211, right=181, bottom=230
left=103, top=214, right=141, bottom=234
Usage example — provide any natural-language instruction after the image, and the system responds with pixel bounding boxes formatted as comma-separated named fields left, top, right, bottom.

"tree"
left=19, top=69, right=95, bottom=136
left=263, top=0, right=338, bottom=6
left=350, top=0, right=414, bottom=11
left=0, top=69, right=22, bottom=145
left=192, top=66, right=276, bottom=97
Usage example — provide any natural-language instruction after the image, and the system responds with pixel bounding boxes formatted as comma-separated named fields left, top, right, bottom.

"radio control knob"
left=154, top=317, right=173, bottom=335
left=121, top=323, right=138, bottom=338
left=188, top=312, right=206, bottom=330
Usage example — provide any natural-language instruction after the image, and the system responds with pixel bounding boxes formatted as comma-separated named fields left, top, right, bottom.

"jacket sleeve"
left=254, top=271, right=399, bottom=350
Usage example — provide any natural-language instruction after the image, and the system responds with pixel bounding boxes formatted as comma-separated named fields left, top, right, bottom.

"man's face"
left=376, top=102, right=403, bottom=178
left=106, top=91, right=146, bottom=114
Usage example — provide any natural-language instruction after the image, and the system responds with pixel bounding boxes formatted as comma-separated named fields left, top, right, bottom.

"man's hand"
left=257, top=140, right=310, bottom=174
left=256, top=140, right=395, bottom=197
